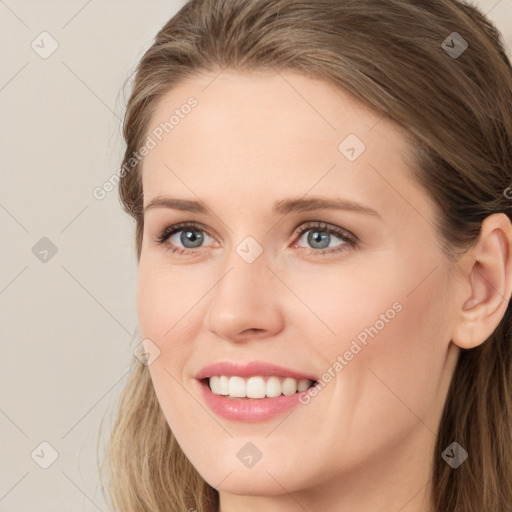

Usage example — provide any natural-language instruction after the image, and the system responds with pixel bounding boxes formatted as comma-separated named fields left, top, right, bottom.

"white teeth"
left=218, top=375, right=229, bottom=395
left=208, top=375, right=315, bottom=399
left=266, top=376, right=282, bottom=398
left=297, top=379, right=310, bottom=392
left=229, top=376, right=246, bottom=397
left=246, top=377, right=266, bottom=399
left=282, top=378, right=297, bottom=396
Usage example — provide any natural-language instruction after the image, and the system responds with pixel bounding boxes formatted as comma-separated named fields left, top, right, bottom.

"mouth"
left=202, top=375, right=319, bottom=400
left=195, top=361, right=320, bottom=421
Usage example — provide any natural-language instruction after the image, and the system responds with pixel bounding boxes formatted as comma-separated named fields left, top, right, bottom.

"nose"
left=205, top=250, right=284, bottom=343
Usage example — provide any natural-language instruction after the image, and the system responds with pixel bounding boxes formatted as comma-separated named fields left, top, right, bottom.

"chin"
left=193, top=456, right=308, bottom=496
left=207, top=472, right=297, bottom=496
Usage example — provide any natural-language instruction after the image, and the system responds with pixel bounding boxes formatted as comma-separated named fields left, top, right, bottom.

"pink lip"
left=196, top=379, right=312, bottom=423
left=194, top=361, right=318, bottom=423
left=195, top=361, right=318, bottom=381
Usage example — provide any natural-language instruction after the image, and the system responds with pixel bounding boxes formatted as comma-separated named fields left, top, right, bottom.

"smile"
left=206, top=375, right=316, bottom=399
left=195, top=361, right=319, bottom=422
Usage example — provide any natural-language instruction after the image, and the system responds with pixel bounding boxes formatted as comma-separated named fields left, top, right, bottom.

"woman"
left=99, top=1, right=512, bottom=511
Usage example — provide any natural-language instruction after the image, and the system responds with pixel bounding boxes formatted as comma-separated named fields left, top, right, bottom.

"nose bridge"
left=211, top=238, right=268, bottom=309
left=205, top=237, right=282, bottom=340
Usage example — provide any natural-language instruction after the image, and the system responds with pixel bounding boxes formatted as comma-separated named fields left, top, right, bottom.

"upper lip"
left=196, top=361, right=318, bottom=381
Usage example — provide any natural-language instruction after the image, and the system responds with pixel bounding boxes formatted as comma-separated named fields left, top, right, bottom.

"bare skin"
left=136, top=69, right=512, bottom=512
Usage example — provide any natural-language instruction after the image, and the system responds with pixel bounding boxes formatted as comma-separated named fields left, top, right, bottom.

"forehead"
left=140, top=69, right=426, bottom=221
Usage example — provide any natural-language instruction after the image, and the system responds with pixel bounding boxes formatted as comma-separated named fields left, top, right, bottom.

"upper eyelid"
left=165, top=221, right=218, bottom=242
left=296, top=221, right=353, bottom=236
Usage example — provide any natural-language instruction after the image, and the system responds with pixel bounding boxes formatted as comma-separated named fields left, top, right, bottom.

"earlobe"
left=451, top=213, right=512, bottom=350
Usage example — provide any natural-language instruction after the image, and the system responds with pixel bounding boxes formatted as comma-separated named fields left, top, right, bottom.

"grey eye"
left=171, top=229, right=205, bottom=248
left=297, top=229, right=344, bottom=250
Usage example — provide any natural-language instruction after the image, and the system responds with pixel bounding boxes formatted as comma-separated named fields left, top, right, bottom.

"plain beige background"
left=1, top=1, right=511, bottom=510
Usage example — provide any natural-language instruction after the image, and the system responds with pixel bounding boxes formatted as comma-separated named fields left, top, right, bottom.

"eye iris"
left=181, top=229, right=203, bottom=248
left=308, top=230, right=330, bottom=249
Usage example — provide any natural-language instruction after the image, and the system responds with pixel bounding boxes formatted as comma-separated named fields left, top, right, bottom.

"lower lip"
left=197, top=379, right=310, bottom=423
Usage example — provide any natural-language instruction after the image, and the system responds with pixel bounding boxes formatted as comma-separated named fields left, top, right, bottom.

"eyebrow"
left=144, top=195, right=381, bottom=218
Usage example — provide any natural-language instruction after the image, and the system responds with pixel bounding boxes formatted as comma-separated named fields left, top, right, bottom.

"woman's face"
left=137, top=70, right=461, bottom=508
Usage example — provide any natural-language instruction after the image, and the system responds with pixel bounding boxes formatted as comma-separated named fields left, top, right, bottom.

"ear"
left=451, top=213, right=512, bottom=350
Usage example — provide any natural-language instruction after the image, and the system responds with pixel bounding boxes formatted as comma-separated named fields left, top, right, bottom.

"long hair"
left=98, top=1, right=512, bottom=510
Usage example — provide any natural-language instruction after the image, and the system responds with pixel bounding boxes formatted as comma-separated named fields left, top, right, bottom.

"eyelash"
left=155, top=221, right=358, bottom=257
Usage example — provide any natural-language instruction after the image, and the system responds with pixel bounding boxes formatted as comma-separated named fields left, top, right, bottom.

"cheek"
left=136, top=262, right=163, bottom=338
left=136, top=266, right=208, bottom=442
left=287, top=261, right=451, bottom=446
left=136, top=261, right=202, bottom=338
left=136, top=264, right=201, bottom=397
left=332, top=267, right=451, bottom=442
left=291, top=252, right=451, bottom=366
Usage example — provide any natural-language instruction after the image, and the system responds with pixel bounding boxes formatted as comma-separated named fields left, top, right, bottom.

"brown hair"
left=98, top=1, right=512, bottom=510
